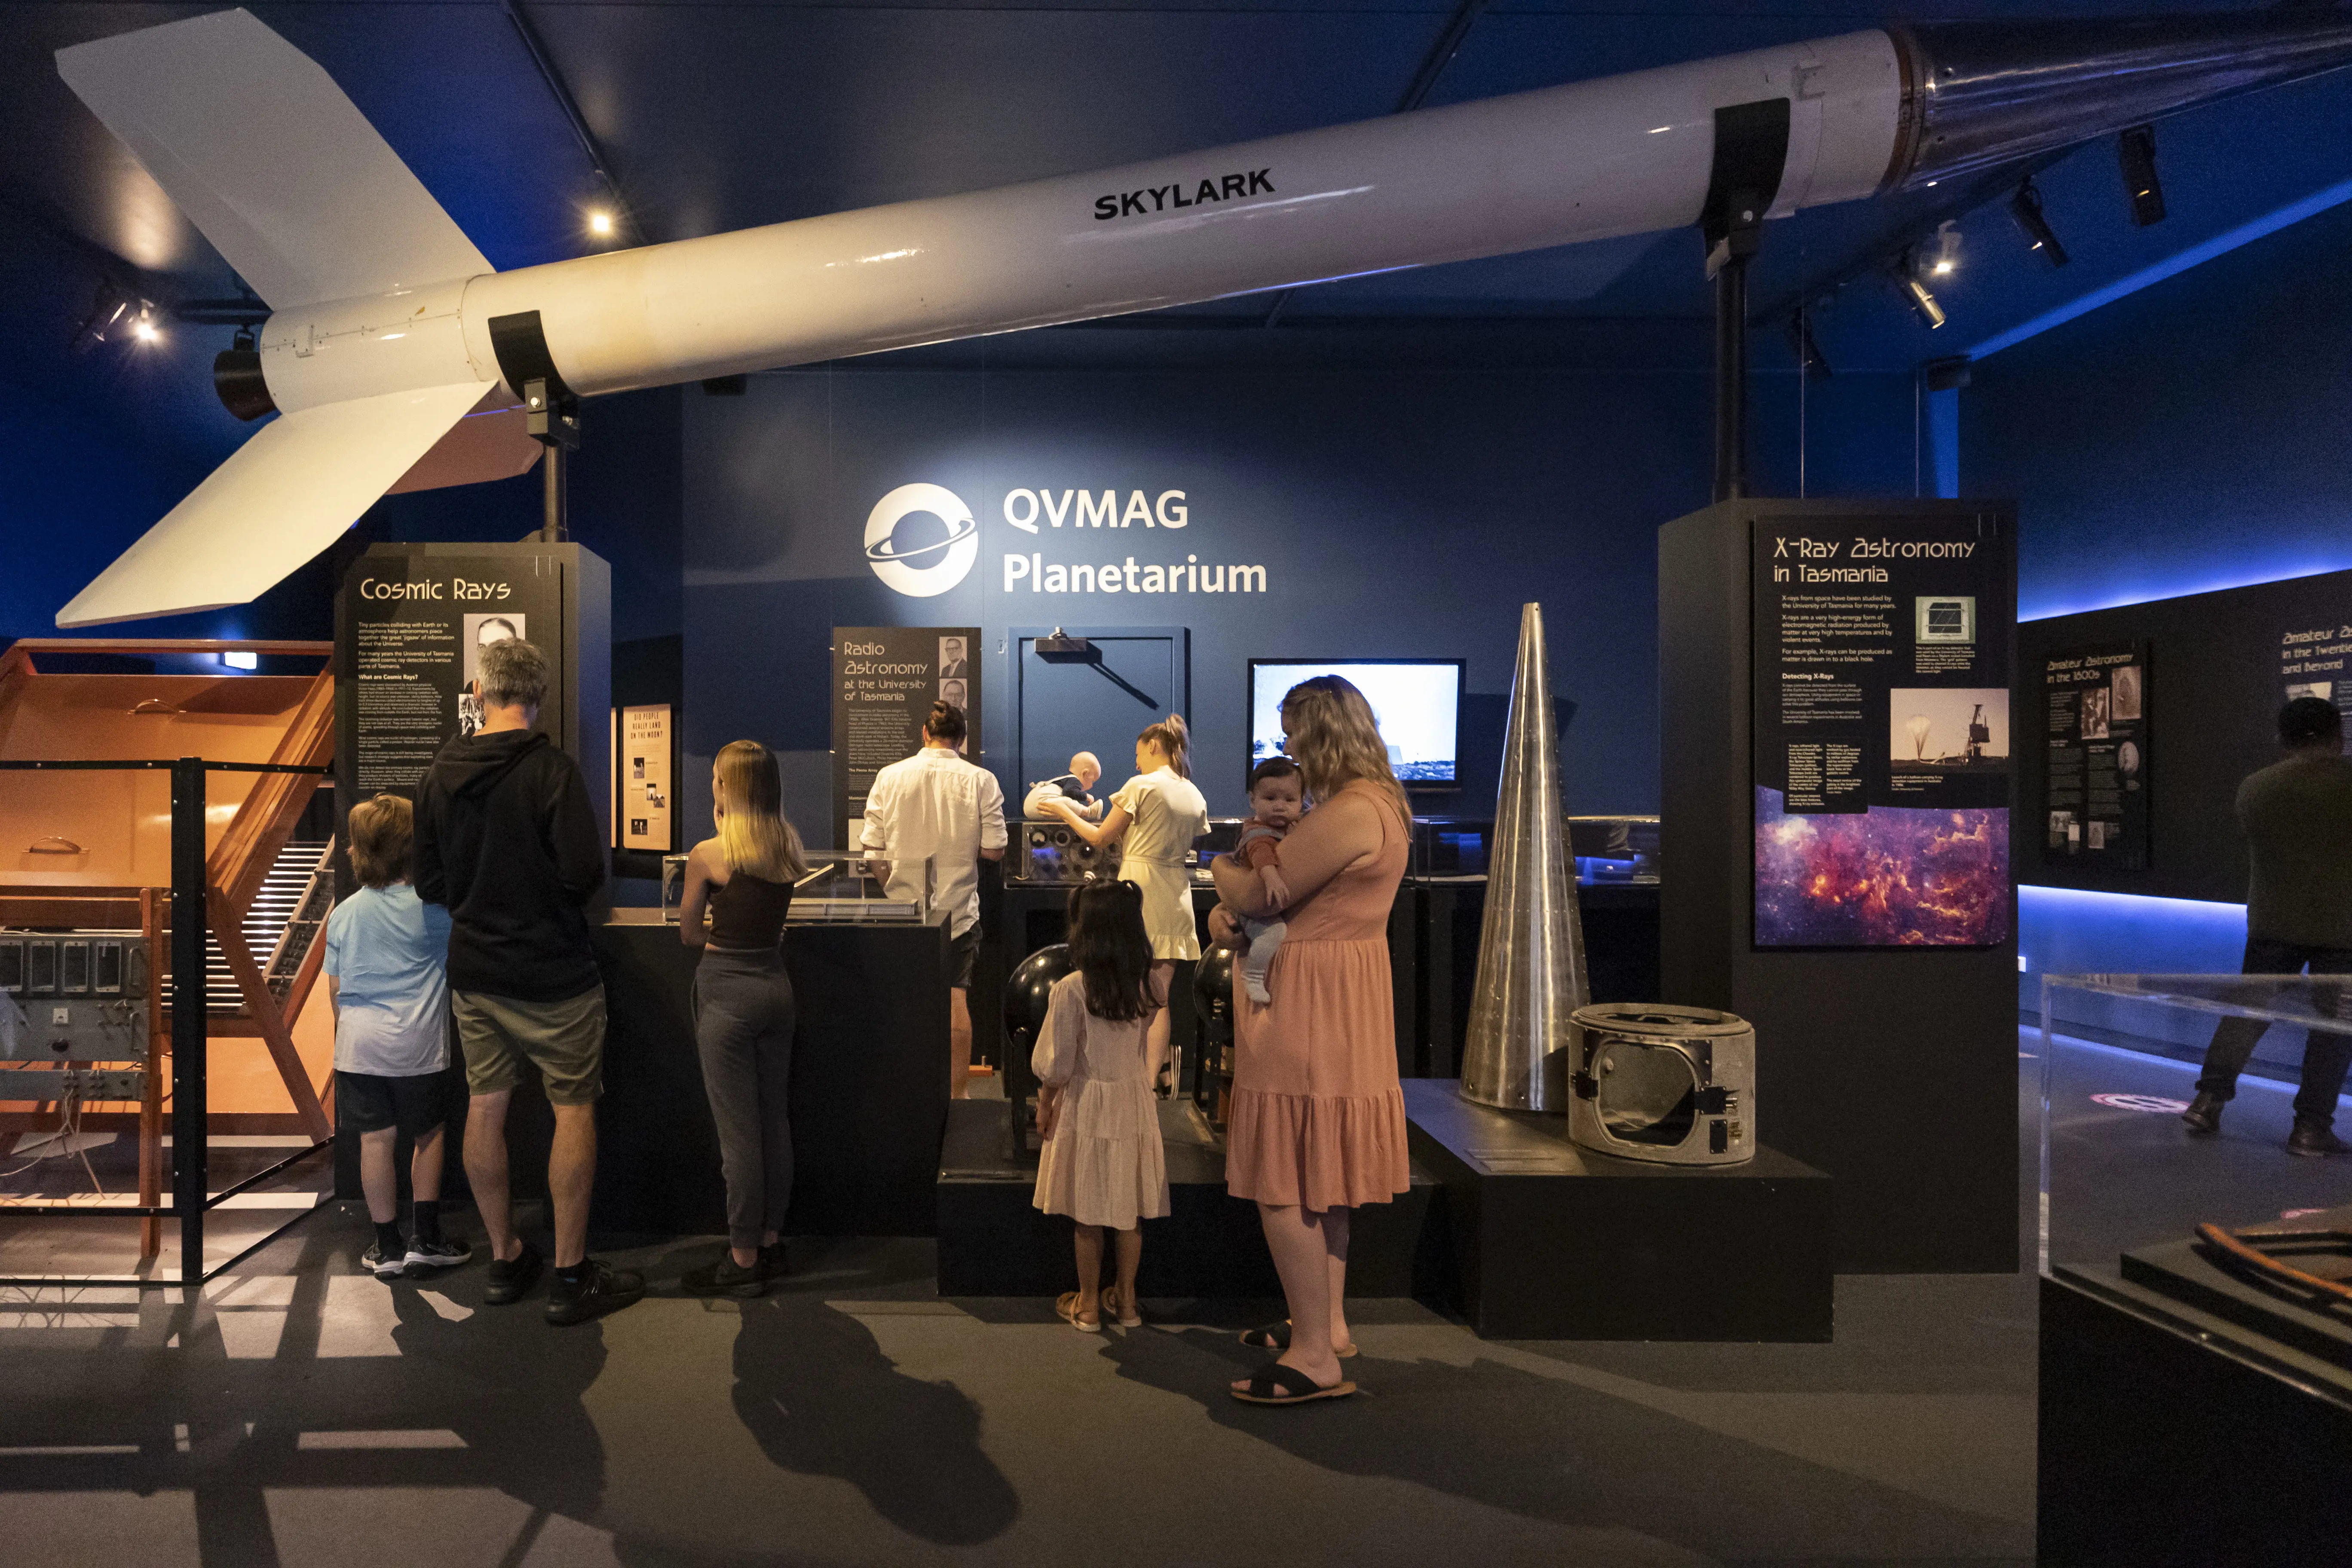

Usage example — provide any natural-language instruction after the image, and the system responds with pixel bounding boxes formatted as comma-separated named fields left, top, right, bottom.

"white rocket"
left=52, top=8, right=2352, bottom=625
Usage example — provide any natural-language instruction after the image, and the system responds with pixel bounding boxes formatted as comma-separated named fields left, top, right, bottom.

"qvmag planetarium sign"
left=862, top=481, right=1271, bottom=600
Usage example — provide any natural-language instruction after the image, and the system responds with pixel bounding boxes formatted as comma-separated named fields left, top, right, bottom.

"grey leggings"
left=692, top=946, right=797, bottom=1250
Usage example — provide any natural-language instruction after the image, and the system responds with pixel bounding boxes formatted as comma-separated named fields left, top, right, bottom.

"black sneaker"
left=404, top=1236, right=474, bottom=1274
left=680, top=1250, right=766, bottom=1299
left=361, top=1240, right=406, bottom=1280
left=545, top=1259, right=646, bottom=1326
left=483, top=1242, right=544, bottom=1305
left=759, top=1240, right=788, bottom=1281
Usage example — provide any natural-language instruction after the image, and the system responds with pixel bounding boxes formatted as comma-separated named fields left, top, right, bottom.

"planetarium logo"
left=864, top=483, right=978, bottom=597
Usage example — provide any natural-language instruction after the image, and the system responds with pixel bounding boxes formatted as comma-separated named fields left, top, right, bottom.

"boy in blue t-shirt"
left=328, top=794, right=469, bottom=1278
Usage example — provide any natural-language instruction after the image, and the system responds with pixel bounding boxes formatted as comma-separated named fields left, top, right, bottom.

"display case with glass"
left=661, top=850, right=931, bottom=925
left=2040, top=973, right=2352, bottom=1386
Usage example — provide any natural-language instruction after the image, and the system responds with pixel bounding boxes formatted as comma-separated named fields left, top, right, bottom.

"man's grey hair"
left=479, top=637, right=551, bottom=710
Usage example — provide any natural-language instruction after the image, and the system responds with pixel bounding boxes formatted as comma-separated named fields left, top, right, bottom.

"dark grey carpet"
left=15, top=1031, right=2273, bottom=1566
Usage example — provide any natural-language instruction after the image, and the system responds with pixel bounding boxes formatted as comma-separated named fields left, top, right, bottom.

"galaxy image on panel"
left=1754, top=787, right=2009, bottom=947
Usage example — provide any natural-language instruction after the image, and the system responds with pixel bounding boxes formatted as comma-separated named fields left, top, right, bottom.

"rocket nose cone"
left=1888, top=12, right=2352, bottom=191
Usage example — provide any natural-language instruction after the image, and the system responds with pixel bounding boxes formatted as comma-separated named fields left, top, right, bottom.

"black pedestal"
left=1403, top=1078, right=1834, bottom=1341
left=2040, top=1268, right=2352, bottom=1567
left=934, top=1099, right=1440, bottom=1298
left=1660, top=498, right=2019, bottom=1273
left=336, top=915, right=956, bottom=1239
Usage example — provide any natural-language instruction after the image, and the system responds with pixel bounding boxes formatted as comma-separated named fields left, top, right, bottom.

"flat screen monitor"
left=1248, top=660, right=1464, bottom=788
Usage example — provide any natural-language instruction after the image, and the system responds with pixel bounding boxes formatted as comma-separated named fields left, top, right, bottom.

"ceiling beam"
left=1262, top=0, right=1492, bottom=326
left=500, top=0, right=643, bottom=245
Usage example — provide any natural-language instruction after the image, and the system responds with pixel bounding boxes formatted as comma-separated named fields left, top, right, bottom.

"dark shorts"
left=948, top=923, right=980, bottom=990
left=337, top=1069, right=451, bottom=1137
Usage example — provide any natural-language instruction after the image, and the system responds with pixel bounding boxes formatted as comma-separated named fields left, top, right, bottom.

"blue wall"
left=679, top=355, right=1915, bottom=845
left=1969, top=184, right=2352, bottom=1011
left=1969, top=197, right=2352, bottom=623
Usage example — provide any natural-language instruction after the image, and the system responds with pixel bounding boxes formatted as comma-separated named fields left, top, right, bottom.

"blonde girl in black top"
left=678, top=739, right=809, bottom=1296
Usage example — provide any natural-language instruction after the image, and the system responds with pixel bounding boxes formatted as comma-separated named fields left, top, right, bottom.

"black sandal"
left=1239, top=1320, right=1359, bottom=1358
left=1231, top=1362, right=1357, bottom=1406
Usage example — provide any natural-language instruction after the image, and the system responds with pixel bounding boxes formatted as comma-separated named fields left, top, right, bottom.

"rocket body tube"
left=262, top=30, right=1902, bottom=410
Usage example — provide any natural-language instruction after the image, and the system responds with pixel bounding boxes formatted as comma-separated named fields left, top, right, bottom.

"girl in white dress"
left=1036, top=714, right=1208, bottom=1090
left=1033, top=881, right=1170, bottom=1330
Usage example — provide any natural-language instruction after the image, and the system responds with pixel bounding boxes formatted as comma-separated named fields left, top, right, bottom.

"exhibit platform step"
left=1403, top=1078, right=1834, bottom=1341
left=934, top=1098, right=1440, bottom=1299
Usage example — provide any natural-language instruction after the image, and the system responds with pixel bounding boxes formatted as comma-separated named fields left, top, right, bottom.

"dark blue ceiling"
left=4, top=0, right=2351, bottom=472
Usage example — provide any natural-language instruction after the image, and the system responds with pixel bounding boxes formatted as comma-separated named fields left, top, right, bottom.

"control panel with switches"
left=0, top=931, right=152, bottom=1063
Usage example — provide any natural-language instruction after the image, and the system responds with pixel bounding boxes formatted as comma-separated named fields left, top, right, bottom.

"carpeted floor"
left=4, top=1032, right=2318, bottom=1568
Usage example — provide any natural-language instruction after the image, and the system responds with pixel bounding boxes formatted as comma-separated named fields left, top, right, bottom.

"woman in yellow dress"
left=1035, top=714, right=1207, bottom=1087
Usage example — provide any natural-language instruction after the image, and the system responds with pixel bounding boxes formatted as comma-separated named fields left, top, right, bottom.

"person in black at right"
left=2183, top=697, right=2352, bottom=1155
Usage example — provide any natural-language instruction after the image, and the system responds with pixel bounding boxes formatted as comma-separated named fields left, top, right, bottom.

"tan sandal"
left=1100, top=1284, right=1144, bottom=1328
left=1056, top=1290, right=1102, bottom=1332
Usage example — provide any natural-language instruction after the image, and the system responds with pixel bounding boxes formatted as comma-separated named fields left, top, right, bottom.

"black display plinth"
left=337, top=914, right=955, bottom=1238
left=1403, top=1078, right=1833, bottom=1341
left=2040, top=1269, right=2352, bottom=1567
left=934, top=1098, right=1439, bottom=1298
left=1660, top=497, right=2019, bottom=1273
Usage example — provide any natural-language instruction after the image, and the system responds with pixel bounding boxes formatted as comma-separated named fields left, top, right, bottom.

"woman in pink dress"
left=1210, top=676, right=1411, bottom=1404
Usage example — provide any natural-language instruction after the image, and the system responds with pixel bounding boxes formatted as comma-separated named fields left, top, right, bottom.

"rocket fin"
left=387, top=401, right=543, bottom=496
left=55, top=382, right=489, bottom=628
left=55, top=8, right=491, bottom=308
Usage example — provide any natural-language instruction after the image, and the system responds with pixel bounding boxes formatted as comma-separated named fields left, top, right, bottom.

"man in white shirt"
left=861, top=700, right=1007, bottom=1099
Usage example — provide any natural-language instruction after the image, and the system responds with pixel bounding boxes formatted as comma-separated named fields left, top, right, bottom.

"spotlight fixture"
left=70, top=279, right=130, bottom=352
left=1928, top=219, right=1961, bottom=277
left=2007, top=178, right=2071, bottom=268
left=2119, top=123, right=2165, bottom=226
left=1895, top=251, right=1946, bottom=329
left=132, top=310, right=160, bottom=343
left=588, top=210, right=614, bottom=237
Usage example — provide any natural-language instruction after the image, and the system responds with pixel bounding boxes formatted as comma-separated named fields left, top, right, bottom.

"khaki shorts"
left=454, top=986, right=606, bottom=1106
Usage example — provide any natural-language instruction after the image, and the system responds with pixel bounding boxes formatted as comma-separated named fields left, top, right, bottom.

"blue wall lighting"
left=2021, top=884, right=2260, bottom=1061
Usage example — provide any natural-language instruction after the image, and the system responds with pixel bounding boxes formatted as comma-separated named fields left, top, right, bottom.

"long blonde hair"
left=1138, top=713, right=1191, bottom=780
left=1281, top=677, right=1409, bottom=822
left=714, top=740, right=808, bottom=881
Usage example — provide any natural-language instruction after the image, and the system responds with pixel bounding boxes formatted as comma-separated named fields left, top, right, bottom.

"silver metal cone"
left=1460, top=603, right=1589, bottom=1112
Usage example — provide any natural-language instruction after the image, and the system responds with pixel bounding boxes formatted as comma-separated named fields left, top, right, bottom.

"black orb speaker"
left=1002, top=943, right=1073, bottom=1152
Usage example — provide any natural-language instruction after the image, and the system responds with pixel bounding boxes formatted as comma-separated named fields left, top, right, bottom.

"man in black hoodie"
left=415, top=637, right=644, bottom=1325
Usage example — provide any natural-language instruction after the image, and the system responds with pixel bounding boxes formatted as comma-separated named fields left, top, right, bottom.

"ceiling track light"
left=2007, top=177, right=2071, bottom=268
left=1894, top=250, right=1946, bottom=330
left=2119, top=123, right=2166, bottom=226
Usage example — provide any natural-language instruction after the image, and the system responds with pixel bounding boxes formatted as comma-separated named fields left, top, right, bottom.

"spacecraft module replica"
left=46, top=9, right=2352, bottom=627
left=1568, top=1004, right=1756, bottom=1167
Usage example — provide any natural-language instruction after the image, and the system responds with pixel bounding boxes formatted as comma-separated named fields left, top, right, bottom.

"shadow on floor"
left=1096, top=1323, right=2029, bottom=1565
left=720, top=1284, right=1021, bottom=1547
